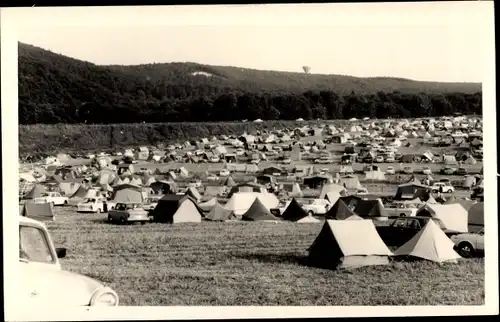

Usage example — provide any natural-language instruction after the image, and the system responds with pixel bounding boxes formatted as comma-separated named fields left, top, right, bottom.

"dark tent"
left=151, top=195, right=204, bottom=223
left=185, top=187, right=202, bottom=202
left=281, top=198, right=309, bottom=222
left=395, top=182, right=430, bottom=200
left=150, top=180, right=178, bottom=194
left=325, top=199, right=358, bottom=220
left=25, top=184, right=47, bottom=199
left=353, top=199, right=386, bottom=218
left=20, top=201, right=55, bottom=221
left=308, top=220, right=393, bottom=269
left=303, top=175, right=331, bottom=189
left=223, top=176, right=236, bottom=187
left=205, top=203, right=237, bottom=221
left=467, top=202, right=484, bottom=233
left=401, top=154, right=414, bottom=163
left=241, top=198, right=277, bottom=221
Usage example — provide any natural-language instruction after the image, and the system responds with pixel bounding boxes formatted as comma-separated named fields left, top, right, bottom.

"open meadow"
left=46, top=208, right=485, bottom=306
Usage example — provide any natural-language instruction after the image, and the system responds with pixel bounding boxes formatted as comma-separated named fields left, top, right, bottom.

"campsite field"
left=47, top=208, right=485, bottom=306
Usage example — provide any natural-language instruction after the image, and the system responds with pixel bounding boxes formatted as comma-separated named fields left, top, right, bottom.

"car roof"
left=19, top=215, right=46, bottom=227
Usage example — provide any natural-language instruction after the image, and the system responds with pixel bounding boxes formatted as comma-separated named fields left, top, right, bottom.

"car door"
left=476, top=229, right=485, bottom=251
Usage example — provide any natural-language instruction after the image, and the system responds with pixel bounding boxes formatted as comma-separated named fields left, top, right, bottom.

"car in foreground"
left=375, top=216, right=461, bottom=248
left=18, top=216, right=119, bottom=307
left=107, top=203, right=150, bottom=224
left=450, top=228, right=484, bottom=258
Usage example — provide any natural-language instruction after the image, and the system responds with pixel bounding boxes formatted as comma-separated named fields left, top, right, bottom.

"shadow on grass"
left=233, top=252, right=309, bottom=267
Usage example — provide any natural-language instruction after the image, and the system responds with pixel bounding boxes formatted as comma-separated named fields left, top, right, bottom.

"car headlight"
left=90, top=287, right=119, bottom=306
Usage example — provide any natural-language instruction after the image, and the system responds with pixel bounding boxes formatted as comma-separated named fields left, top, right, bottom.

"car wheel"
left=120, top=217, right=126, bottom=225
left=447, top=189, right=453, bottom=193
left=108, top=215, right=112, bottom=222
left=96, top=208, right=101, bottom=213
left=400, top=213, right=406, bottom=217
left=308, top=210, right=314, bottom=216
left=457, top=242, right=475, bottom=258
left=141, top=221, right=146, bottom=225
left=64, top=200, right=68, bottom=205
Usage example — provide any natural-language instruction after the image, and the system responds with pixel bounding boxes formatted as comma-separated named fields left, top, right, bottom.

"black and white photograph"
left=1, top=2, right=497, bottom=320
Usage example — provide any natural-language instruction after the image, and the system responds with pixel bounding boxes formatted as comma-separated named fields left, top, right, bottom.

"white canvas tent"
left=416, top=203, right=468, bottom=233
left=394, top=220, right=461, bottom=263
left=308, top=220, right=393, bottom=269
left=224, top=192, right=279, bottom=215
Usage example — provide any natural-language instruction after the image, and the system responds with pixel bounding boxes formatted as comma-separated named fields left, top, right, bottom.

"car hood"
left=21, top=263, right=106, bottom=306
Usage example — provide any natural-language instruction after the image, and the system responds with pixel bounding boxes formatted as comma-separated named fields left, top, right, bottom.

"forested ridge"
left=18, top=42, right=482, bottom=125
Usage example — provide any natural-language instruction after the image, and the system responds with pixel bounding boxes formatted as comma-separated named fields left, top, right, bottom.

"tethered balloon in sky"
left=302, top=66, right=311, bottom=74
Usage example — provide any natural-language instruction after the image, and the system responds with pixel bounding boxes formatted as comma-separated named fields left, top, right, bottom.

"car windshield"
left=19, top=226, right=54, bottom=264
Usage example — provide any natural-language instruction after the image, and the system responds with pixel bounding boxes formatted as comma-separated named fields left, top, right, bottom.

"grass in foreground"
left=47, top=208, right=484, bottom=306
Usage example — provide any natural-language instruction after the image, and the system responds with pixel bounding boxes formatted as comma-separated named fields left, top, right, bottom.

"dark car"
left=455, top=167, right=468, bottom=175
left=376, top=216, right=461, bottom=248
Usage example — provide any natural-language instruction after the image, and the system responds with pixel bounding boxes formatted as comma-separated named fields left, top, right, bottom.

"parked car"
left=282, top=158, right=292, bottom=164
left=375, top=155, right=385, bottom=163
left=219, top=169, right=230, bottom=177
left=300, top=199, right=332, bottom=216
left=250, top=159, right=260, bottom=164
left=431, top=182, right=455, bottom=193
left=376, top=216, right=461, bottom=247
left=77, top=197, right=115, bottom=213
left=19, top=216, right=119, bottom=306
left=385, top=155, right=395, bottom=163
left=455, top=167, right=468, bottom=175
left=107, top=203, right=150, bottom=224
left=440, top=167, right=457, bottom=175
left=451, top=228, right=484, bottom=258
left=235, top=149, right=245, bottom=156
left=33, top=192, right=68, bottom=206
left=422, top=167, right=432, bottom=175
left=385, top=166, right=396, bottom=175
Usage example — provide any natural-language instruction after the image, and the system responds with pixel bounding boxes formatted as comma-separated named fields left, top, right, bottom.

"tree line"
left=19, top=89, right=482, bottom=124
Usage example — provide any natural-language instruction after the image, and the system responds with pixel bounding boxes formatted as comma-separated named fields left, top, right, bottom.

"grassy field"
left=47, top=208, right=484, bottom=306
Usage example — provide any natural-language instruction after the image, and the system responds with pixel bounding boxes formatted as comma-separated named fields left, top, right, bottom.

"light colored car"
left=422, top=167, right=433, bottom=175
left=219, top=169, right=230, bottom=177
left=282, top=158, right=292, bottom=164
left=18, top=216, right=119, bottom=307
left=385, top=155, right=395, bottom=163
left=209, top=156, right=220, bottom=163
left=431, top=182, right=455, bottom=193
left=107, top=203, right=150, bottom=224
left=250, top=159, right=260, bottom=164
left=402, top=166, right=414, bottom=174
left=451, top=228, right=484, bottom=258
left=33, top=192, right=68, bottom=206
left=300, top=199, right=332, bottom=216
left=375, top=155, right=385, bottom=163
left=386, top=166, right=396, bottom=175
left=77, top=198, right=104, bottom=213
left=235, top=149, right=245, bottom=156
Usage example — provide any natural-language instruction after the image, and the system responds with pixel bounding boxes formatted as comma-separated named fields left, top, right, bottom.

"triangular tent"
left=325, top=199, right=358, bottom=220
left=282, top=198, right=309, bottom=222
left=20, top=201, right=55, bottom=222
left=152, top=195, right=203, bottom=223
left=205, top=203, right=237, bottom=221
left=308, top=220, right=393, bottom=269
left=223, top=176, right=236, bottom=187
left=416, top=203, right=468, bottom=232
left=353, top=199, right=386, bottom=218
left=185, top=187, right=202, bottom=202
left=25, top=184, right=47, bottom=199
left=394, top=220, right=461, bottom=263
left=241, top=198, right=278, bottom=221
left=198, top=197, right=218, bottom=212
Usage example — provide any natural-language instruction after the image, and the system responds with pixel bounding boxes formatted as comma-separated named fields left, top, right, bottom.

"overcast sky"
left=11, top=2, right=493, bottom=82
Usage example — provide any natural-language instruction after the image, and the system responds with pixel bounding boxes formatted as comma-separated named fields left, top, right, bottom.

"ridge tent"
left=223, top=176, right=236, bottom=187
left=58, top=181, right=81, bottom=197
left=112, top=184, right=144, bottom=204
left=308, top=220, right=393, bottom=269
left=225, top=192, right=279, bottom=216
left=241, top=198, right=278, bottom=222
left=319, top=183, right=346, bottom=200
left=185, top=187, right=202, bottom=203
left=205, top=203, right=237, bottom=221
left=20, top=201, right=55, bottom=222
left=280, top=182, right=303, bottom=198
left=394, top=220, right=461, bottom=263
left=152, top=195, right=203, bottom=224
left=25, top=184, right=47, bottom=199
left=353, top=199, right=386, bottom=218
left=282, top=198, right=316, bottom=222
left=416, top=203, right=468, bottom=233
left=325, top=199, right=358, bottom=220
left=198, top=197, right=218, bottom=212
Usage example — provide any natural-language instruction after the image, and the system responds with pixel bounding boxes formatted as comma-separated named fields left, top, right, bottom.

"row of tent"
left=309, top=218, right=462, bottom=269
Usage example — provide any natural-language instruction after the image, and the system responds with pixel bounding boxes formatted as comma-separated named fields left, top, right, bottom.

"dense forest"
left=18, top=42, right=482, bottom=125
